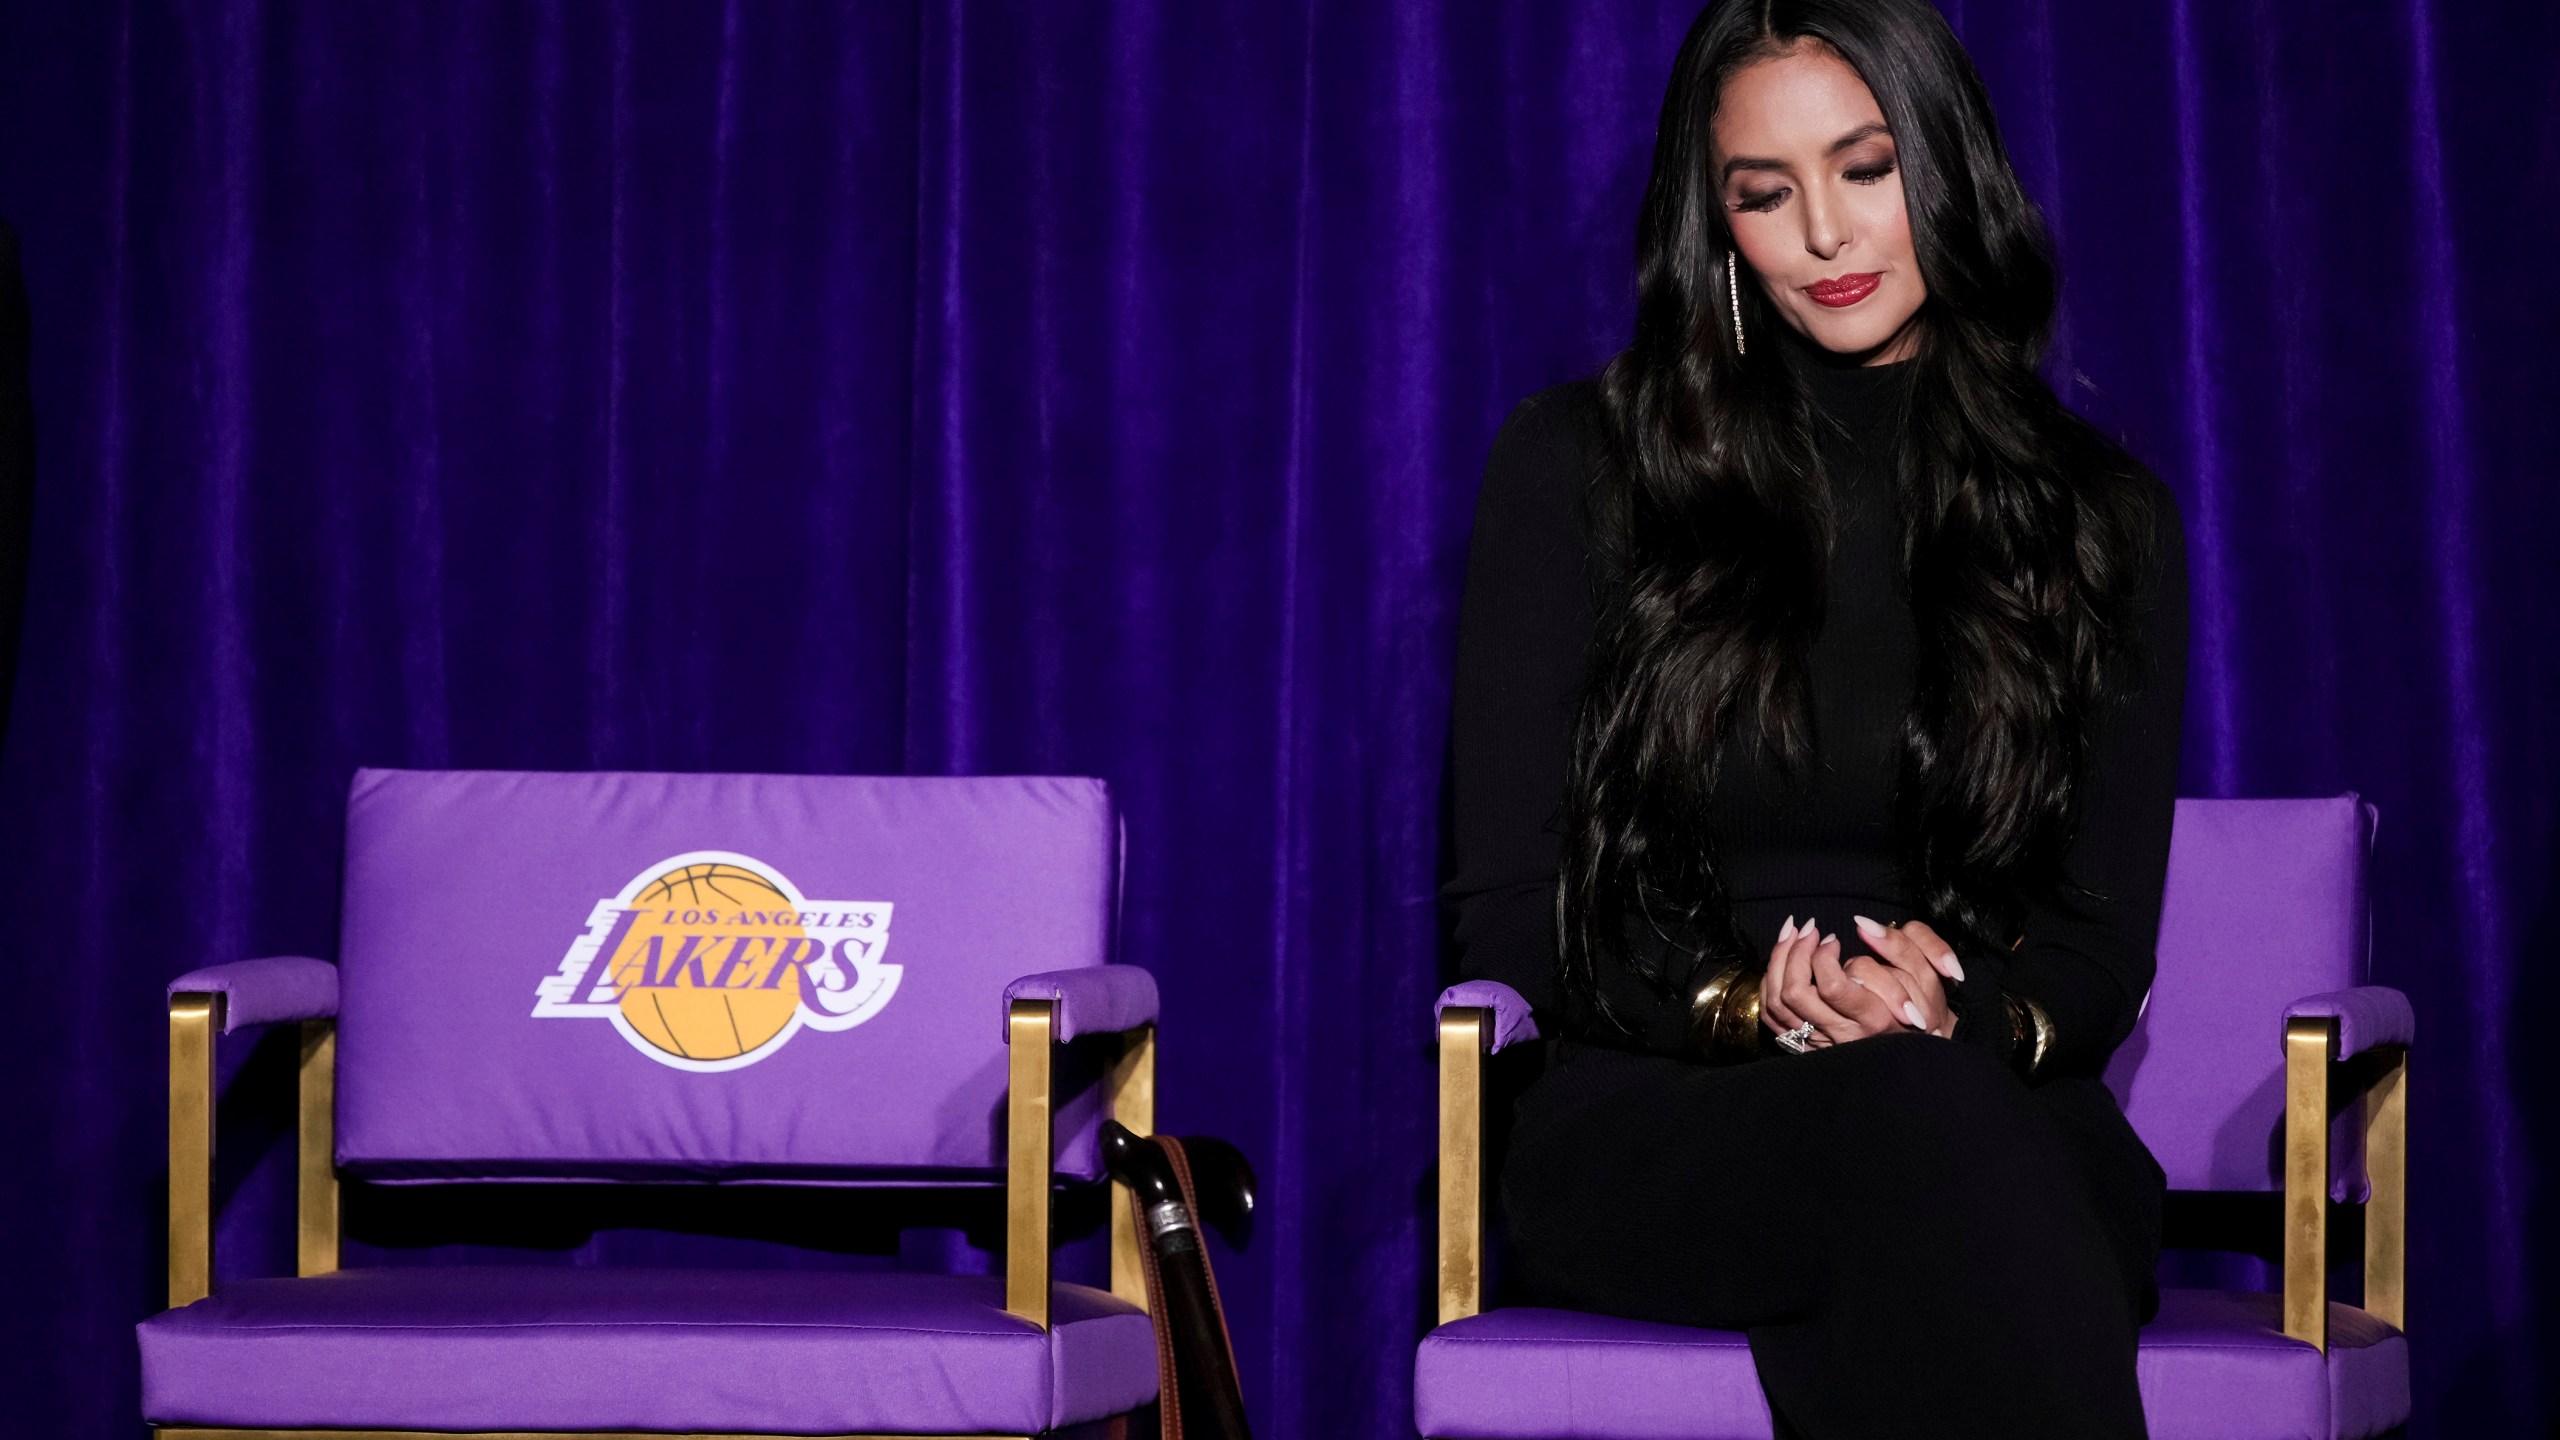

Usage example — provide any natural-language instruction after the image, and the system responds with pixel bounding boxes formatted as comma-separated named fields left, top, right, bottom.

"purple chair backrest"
left=335, top=769, right=1120, bottom=1183
left=2105, top=795, right=2376, bottom=1193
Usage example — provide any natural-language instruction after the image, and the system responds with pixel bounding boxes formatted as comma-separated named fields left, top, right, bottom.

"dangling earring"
left=1727, top=250, right=1747, bottom=356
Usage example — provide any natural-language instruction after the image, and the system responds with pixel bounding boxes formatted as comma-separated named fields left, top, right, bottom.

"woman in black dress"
left=1446, top=2, right=2185, bottom=1436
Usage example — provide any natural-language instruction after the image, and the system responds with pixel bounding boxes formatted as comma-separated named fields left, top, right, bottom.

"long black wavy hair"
left=1557, top=0, right=2163, bottom=1026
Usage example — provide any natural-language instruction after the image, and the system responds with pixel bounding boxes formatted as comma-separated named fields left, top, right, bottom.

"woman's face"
left=1711, top=43, right=1925, bottom=365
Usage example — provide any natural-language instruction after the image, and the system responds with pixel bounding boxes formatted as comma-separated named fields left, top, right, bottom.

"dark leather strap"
left=1135, top=1151, right=1181, bottom=1440
left=1157, top=1137, right=1240, bottom=1364
left=1129, top=1133, right=1245, bottom=1440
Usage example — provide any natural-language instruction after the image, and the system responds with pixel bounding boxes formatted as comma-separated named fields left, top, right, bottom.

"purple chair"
left=142, top=769, right=1165, bottom=1440
left=1420, top=796, right=2412, bottom=1440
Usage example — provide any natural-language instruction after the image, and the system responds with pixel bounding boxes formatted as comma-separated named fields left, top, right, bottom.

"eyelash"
left=1731, top=159, right=1896, bottom=214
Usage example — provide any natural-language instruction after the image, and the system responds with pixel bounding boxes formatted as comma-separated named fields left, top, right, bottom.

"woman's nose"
left=1802, top=187, right=1850, bottom=260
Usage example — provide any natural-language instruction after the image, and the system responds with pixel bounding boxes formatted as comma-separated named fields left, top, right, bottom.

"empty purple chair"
left=142, top=769, right=1163, bottom=1440
left=1420, top=796, right=2410, bottom=1440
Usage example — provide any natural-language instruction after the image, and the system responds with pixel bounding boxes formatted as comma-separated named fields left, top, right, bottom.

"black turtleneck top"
left=1445, top=352, right=2187, bottom=1076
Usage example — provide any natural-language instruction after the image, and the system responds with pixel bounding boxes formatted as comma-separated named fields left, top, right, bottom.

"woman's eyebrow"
left=1827, top=121, right=1892, bottom=154
left=1719, top=123, right=1895, bottom=182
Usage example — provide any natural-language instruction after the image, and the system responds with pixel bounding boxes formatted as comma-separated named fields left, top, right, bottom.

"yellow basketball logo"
left=531, top=852, right=899, bottom=1071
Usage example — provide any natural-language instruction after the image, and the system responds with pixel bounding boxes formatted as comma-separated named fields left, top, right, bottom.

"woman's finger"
left=1761, top=918, right=1828, bottom=1041
left=1851, top=915, right=1946, bottom=1017
left=1805, top=932, right=1889, bottom=1041
left=1771, top=918, right=1826, bottom=1035
left=1851, top=915, right=1934, bottom=990
left=1761, top=916, right=1804, bottom=1034
left=1888, top=921, right=1963, bottom=1032
left=1775, top=921, right=1859, bottom=1043
left=1843, top=956, right=1931, bottom=1031
left=1888, top=917, right=1967, bottom=983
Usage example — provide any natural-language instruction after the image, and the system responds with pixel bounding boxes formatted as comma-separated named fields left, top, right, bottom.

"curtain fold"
left=0, top=3, right=2548, bottom=1435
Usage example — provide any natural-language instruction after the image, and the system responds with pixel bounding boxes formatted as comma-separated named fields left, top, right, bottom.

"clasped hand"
left=1762, top=914, right=1964, bottom=1049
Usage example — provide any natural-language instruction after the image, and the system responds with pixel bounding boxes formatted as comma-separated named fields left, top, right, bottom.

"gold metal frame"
left=297, top=1020, right=339, bottom=1277
left=1005, top=999, right=1055, bottom=1326
left=2281, top=1015, right=2410, bottom=1351
left=1105, top=1023, right=1157, bottom=1309
left=162, top=991, right=1158, bottom=1439
left=2361, top=1045, right=2408, bottom=1330
left=1436, top=1008, right=1487, bottom=1325
left=2281, top=1018, right=2330, bottom=1344
left=168, top=996, right=218, bottom=1309
left=1439, top=1004, right=2412, bottom=1352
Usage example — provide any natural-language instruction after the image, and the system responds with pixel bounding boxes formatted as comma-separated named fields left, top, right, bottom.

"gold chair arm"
left=2283, top=1016, right=2412, bottom=1351
left=1006, top=1005, right=1162, bottom=1330
left=169, top=995, right=220, bottom=1308
left=1005, top=999, right=1055, bottom=1328
left=2363, top=1044, right=2408, bottom=1331
left=1105, top=1024, right=1156, bottom=1311
left=1437, top=1008, right=1487, bottom=1325
left=169, top=1001, right=344, bottom=1306
left=2281, top=1016, right=2332, bottom=1348
left=298, top=1019, right=340, bottom=1277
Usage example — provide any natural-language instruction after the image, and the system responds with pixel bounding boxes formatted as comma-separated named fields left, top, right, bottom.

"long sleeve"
left=2004, top=487, right=2191, bottom=1076
left=1442, top=385, right=1604, bottom=1018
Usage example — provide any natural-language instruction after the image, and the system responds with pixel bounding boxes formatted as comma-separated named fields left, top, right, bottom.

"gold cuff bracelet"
left=1686, top=962, right=1765, bottom=1064
left=2004, top=991, right=2056, bottom=1079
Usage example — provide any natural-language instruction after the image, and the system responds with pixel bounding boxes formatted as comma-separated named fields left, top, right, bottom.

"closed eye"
left=1732, top=188, right=1790, bottom=213
left=1845, top=160, right=1897, bottom=184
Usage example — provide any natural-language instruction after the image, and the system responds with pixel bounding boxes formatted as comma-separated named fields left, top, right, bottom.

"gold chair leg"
left=1005, top=999, right=1055, bottom=1328
left=169, top=995, right=219, bottom=1308
left=2281, top=1016, right=2334, bottom=1349
left=1437, top=1009, right=1486, bottom=1326
left=2362, top=1046, right=2408, bottom=1331
left=297, top=1019, right=340, bottom=1277
left=1106, top=1024, right=1156, bottom=1310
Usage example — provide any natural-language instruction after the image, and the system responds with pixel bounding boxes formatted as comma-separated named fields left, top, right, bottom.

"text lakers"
left=532, top=854, right=901, bottom=1072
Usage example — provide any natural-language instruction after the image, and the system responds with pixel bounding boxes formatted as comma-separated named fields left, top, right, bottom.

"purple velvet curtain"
left=0, top=2, right=2550, bottom=1435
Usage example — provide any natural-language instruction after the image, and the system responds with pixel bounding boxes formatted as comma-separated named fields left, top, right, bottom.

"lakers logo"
left=531, top=851, right=898, bottom=1072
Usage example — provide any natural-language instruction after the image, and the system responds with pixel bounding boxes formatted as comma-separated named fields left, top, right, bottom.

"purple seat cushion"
left=336, top=770, right=1121, bottom=1183
left=139, top=1267, right=1155, bottom=1435
left=1414, top=1307, right=1770, bottom=1440
left=2138, top=1290, right=2408, bottom=1440
left=1414, top=1291, right=2405, bottom=1440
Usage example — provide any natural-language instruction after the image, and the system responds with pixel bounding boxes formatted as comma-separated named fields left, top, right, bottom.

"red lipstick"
left=1803, top=272, right=1882, bottom=308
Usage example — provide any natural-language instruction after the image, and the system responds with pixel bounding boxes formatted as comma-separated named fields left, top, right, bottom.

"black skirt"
left=1500, top=1033, right=2164, bottom=1440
